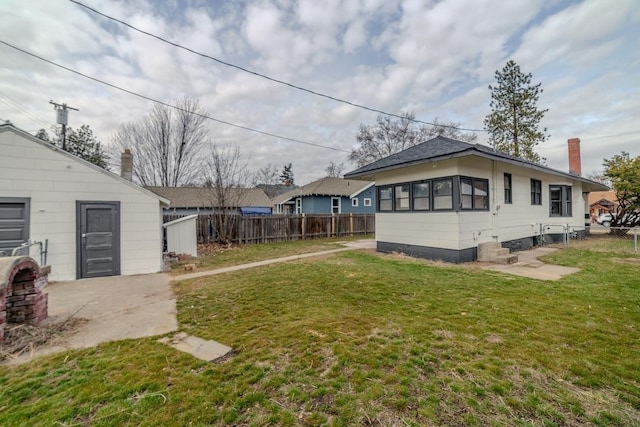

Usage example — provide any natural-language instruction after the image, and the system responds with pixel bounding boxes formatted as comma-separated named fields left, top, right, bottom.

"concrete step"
left=495, top=248, right=510, bottom=257
left=495, top=254, right=519, bottom=265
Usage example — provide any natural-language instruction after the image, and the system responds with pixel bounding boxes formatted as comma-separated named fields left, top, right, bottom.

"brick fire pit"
left=0, top=256, right=49, bottom=343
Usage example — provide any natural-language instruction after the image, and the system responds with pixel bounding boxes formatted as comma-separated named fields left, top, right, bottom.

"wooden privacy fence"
left=163, top=213, right=375, bottom=244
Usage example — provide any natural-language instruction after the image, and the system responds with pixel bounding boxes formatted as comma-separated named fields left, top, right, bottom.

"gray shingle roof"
left=145, top=186, right=271, bottom=208
left=344, top=136, right=609, bottom=192
left=272, top=177, right=374, bottom=204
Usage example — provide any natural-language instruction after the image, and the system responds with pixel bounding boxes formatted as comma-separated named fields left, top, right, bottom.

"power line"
left=0, top=40, right=351, bottom=154
left=69, top=0, right=485, bottom=133
left=0, top=91, right=52, bottom=129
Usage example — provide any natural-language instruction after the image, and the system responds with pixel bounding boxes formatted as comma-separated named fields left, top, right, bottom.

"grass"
left=170, top=236, right=370, bottom=274
left=1, top=239, right=639, bottom=426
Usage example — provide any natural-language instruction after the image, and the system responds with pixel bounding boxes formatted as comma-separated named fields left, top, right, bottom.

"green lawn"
left=1, top=243, right=639, bottom=426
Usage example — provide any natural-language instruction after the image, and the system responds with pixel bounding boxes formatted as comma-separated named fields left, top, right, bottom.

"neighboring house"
left=0, top=123, right=169, bottom=281
left=588, top=190, right=617, bottom=221
left=272, top=177, right=376, bottom=215
left=344, top=136, right=609, bottom=263
left=145, top=186, right=272, bottom=216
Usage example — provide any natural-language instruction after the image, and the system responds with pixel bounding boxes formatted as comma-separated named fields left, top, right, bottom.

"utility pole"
left=49, top=100, right=79, bottom=150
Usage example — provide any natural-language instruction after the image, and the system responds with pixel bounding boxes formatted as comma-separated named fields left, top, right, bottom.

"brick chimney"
left=567, top=138, right=581, bottom=176
left=120, top=148, right=133, bottom=181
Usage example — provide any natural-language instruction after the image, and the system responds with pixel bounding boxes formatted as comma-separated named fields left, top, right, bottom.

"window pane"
left=380, top=187, right=392, bottom=200
left=433, top=179, right=452, bottom=210
left=414, top=198, right=430, bottom=210
left=434, top=196, right=452, bottom=210
left=531, top=179, right=542, bottom=205
left=379, top=200, right=392, bottom=211
left=412, top=182, right=430, bottom=211
left=413, top=182, right=429, bottom=197
left=461, top=179, right=473, bottom=195
left=378, top=186, right=393, bottom=211
left=474, top=180, right=489, bottom=210
left=504, top=173, right=512, bottom=204
left=433, top=179, right=452, bottom=196
left=461, top=195, right=473, bottom=209
left=395, top=184, right=410, bottom=210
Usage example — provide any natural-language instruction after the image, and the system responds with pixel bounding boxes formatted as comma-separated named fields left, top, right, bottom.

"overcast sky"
left=1, top=0, right=638, bottom=185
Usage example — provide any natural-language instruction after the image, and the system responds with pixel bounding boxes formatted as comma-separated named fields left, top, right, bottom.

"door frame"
left=76, top=201, right=121, bottom=279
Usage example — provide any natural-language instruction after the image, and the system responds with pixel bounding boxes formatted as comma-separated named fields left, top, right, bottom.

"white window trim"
left=331, top=197, right=341, bottom=214
left=363, top=198, right=372, bottom=207
left=351, top=198, right=358, bottom=207
left=295, top=197, right=302, bottom=214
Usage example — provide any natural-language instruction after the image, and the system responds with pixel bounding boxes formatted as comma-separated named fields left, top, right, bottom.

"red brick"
left=568, top=138, right=581, bottom=176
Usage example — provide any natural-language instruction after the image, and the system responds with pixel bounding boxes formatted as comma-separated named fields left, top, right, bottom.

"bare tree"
left=110, top=97, right=208, bottom=186
left=203, top=145, right=250, bottom=243
left=586, top=170, right=611, bottom=187
left=253, top=163, right=284, bottom=198
left=325, top=161, right=345, bottom=177
left=349, top=112, right=477, bottom=167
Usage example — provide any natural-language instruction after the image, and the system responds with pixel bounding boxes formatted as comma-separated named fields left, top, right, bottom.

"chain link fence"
left=549, top=226, right=639, bottom=255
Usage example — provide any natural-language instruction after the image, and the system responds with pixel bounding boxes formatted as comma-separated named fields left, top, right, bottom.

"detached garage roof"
left=146, top=186, right=271, bottom=208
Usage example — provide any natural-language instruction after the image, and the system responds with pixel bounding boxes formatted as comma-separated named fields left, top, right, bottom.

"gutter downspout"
left=491, top=159, right=499, bottom=240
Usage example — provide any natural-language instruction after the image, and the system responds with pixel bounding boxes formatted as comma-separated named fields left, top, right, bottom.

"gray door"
left=0, top=198, right=30, bottom=256
left=77, top=202, right=120, bottom=279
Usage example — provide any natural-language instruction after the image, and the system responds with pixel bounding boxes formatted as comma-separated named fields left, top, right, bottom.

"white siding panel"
left=376, top=213, right=460, bottom=249
left=458, top=212, right=493, bottom=249
left=164, top=216, right=198, bottom=257
left=0, top=129, right=164, bottom=281
left=375, top=160, right=459, bottom=185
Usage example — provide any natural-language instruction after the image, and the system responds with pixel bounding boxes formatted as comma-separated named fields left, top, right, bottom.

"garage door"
left=0, top=198, right=30, bottom=256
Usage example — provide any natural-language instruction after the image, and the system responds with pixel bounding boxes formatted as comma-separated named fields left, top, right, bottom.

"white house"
left=344, top=136, right=609, bottom=263
left=0, top=123, right=169, bottom=281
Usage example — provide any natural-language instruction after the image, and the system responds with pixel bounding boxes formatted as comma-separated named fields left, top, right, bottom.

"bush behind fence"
left=163, top=213, right=375, bottom=244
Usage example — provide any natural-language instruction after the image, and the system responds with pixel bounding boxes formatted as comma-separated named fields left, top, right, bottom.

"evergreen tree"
left=279, top=163, right=294, bottom=185
left=484, top=60, right=549, bottom=163
left=35, top=125, right=109, bottom=169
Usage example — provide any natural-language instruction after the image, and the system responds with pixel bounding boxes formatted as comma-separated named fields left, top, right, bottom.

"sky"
left=1, top=0, right=639, bottom=185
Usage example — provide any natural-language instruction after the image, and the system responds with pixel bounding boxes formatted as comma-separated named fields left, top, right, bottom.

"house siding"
left=301, top=193, right=375, bottom=214
left=373, top=156, right=589, bottom=260
left=0, top=129, right=164, bottom=281
left=347, top=186, right=376, bottom=213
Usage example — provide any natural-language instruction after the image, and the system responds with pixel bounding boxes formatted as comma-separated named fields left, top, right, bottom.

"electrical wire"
left=0, top=92, right=52, bottom=129
left=69, top=0, right=485, bottom=133
left=0, top=40, right=351, bottom=154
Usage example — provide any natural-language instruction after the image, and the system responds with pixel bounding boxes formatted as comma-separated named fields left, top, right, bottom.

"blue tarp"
left=240, top=207, right=272, bottom=215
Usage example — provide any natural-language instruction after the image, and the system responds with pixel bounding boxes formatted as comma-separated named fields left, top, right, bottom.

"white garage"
left=0, top=123, right=169, bottom=281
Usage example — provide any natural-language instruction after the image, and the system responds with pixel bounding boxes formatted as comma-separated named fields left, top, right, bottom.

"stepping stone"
left=158, top=332, right=232, bottom=362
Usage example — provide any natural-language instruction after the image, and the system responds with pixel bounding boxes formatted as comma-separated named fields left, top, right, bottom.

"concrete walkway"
left=481, top=247, right=580, bottom=280
left=174, top=239, right=376, bottom=281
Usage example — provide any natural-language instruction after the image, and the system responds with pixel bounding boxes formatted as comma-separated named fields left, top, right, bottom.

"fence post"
left=331, top=214, right=335, bottom=237
left=302, top=213, right=306, bottom=240
left=349, top=213, right=354, bottom=237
